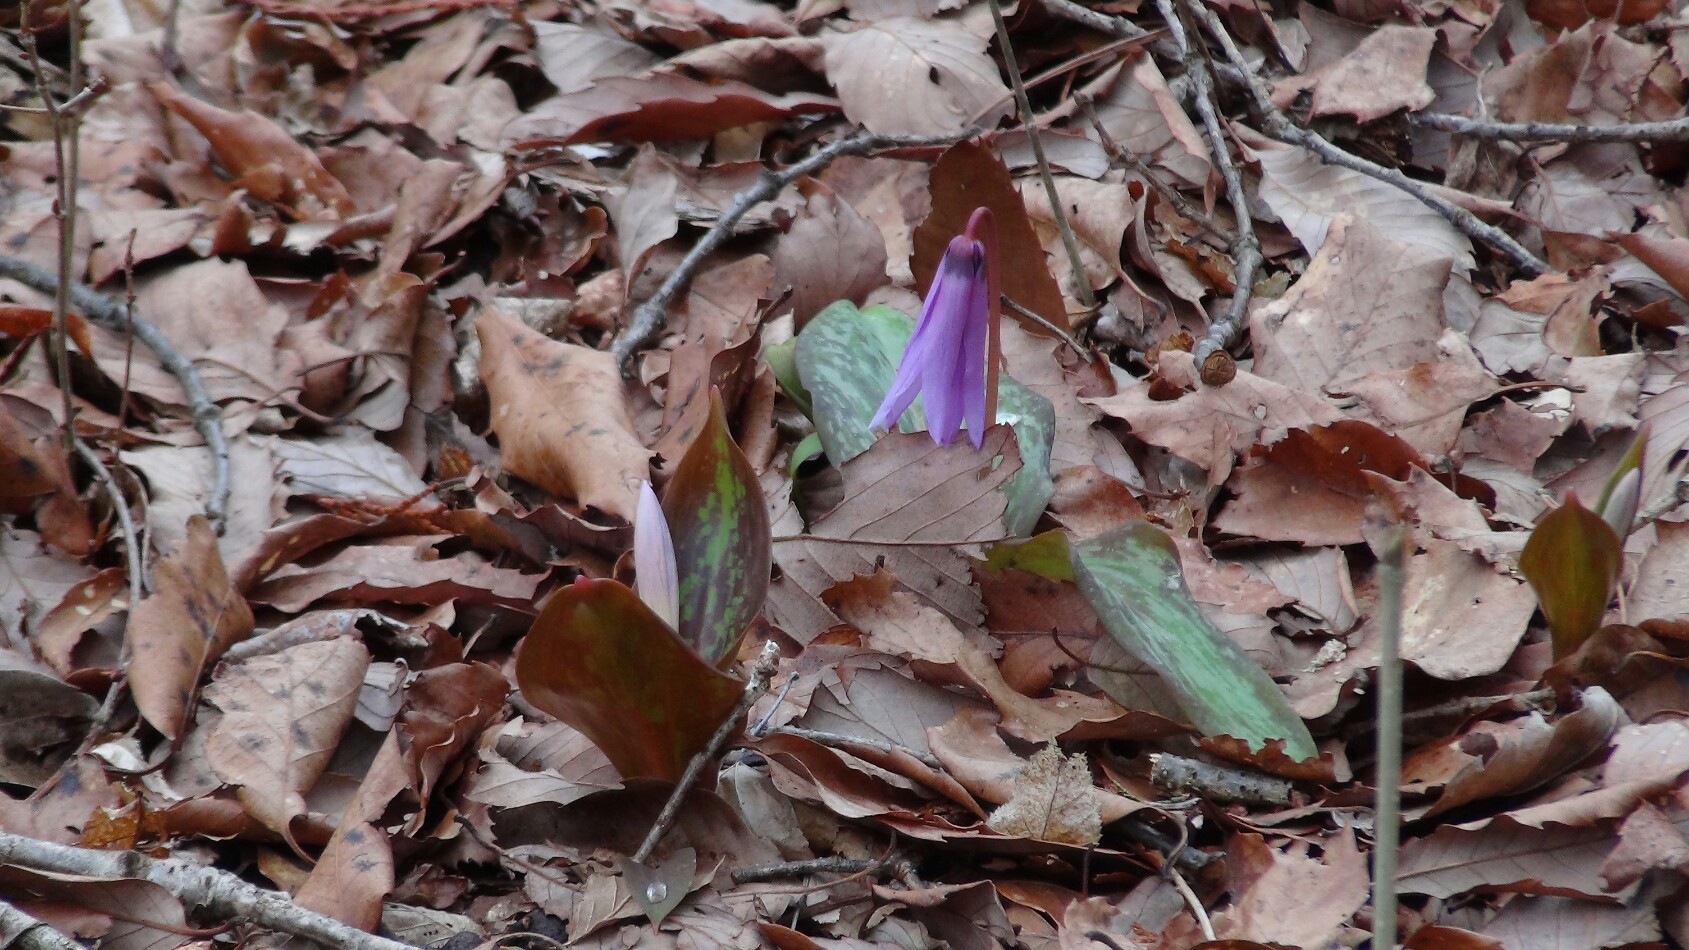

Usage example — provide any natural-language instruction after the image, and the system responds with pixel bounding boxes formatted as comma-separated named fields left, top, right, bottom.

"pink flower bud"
left=634, top=481, right=679, bottom=630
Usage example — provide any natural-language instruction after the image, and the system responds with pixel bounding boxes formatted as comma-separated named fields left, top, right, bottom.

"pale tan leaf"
left=204, top=637, right=370, bottom=848
left=477, top=305, right=650, bottom=520
left=821, top=17, right=1010, bottom=135
left=985, top=743, right=1102, bottom=846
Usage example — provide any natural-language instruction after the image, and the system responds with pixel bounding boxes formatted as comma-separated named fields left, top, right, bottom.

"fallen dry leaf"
left=477, top=305, right=650, bottom=521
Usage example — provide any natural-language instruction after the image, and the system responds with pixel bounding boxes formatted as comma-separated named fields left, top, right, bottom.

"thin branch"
left=1039, top=0, right=1249, bottom=90
left=772, top=533, right=1015, bottom=548
left=1001, top=294, right=1089, bottom=357
left=70, top=438, right=141, bottom=753
left=632, top=640, right=782, bottom=864
left=1171, top=0, right=1260, bottom=384
left=1168, top=865, right=1216, bottom=942
left=608, top=129, right=972, bottom=370
left=0, top=832, right=416, bottom=950
left=0, top=256, right=230, bottom=531
left=0, top=900, right=83, bottom=950
left=1412, top=112, right=1689, bottom=143
left=1148, top=752, right=1293, bottom=806
left=987, top=0, right=1096, bottom=313
left=1371, top=527, right=1407, bottom=950
left=1077, top=94, right=1233, bottom=243
left=732, top=856, right=877, bottom=885
left=1183, top=1, right=1550, bottom=279
left=766, top=726, right=944, bottom=769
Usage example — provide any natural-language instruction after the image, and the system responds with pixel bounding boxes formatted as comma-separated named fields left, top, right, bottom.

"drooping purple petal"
left=870, top=234, right=990, bottom=448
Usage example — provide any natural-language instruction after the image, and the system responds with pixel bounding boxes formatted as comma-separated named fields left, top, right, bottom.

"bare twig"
left=0, top=832, right=416, bottom=950
left=1001, top=294, right=1089, bottom=357
left=1371, top=527, right=1407, bottom=950
left=632, top=640, right=782, bottom=864
left=0, top=256, right=230, bottom=530
left=1412, top=112, right=1689, bottom=143
left=767, top=725, right=945, bottom=769
left=1170, top=0, right=1261, bottom=384
left=70, top=438, right=141, bottom=753
left=608, top=129, right=972, bottom=370
left=987, top=0, right=1096, bottom=314
left=1182, top=1, right=1550, bottom=279
left=1039, top=0, right=1249, bottom=90
left=0, top=900, right=83, bottom=950
left=732, top=855, right=877, bottom=884
left=1148, top=752, right=1293, bottom=806
left=1168, top=865, right=1216, bottom=941
left=20, top=0, right=83, bottom=456
left=1078, top=94, right=1232, bottom=243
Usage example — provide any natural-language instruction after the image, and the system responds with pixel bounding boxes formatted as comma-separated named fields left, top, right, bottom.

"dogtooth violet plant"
left=770, top=201, right=1318, bottom=761
left=515, top=390, right=771, bottom=782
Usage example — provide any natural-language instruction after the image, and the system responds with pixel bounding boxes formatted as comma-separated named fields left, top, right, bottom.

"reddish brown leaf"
left=502, top=74, right=837, bottom=148
left=515, top=578, right=744, bottom=781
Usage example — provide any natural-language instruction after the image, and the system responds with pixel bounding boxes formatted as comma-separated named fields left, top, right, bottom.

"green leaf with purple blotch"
left=664, top=390, right=771, bottom=665
left=983, top=526, right=1318, bottom=761
left=1521, top=492, right=1623, bottom=659
left=516, top=578, right=744, bottom=781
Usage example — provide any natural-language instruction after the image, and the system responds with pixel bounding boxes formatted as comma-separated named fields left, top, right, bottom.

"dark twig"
left=20, top=0, right=83, bottom=456
left=608, top=129, right=972, bottom=370
left=632, top=640, right=781, bottom=864
left=987, top=0, right=1096, bottom=313
left=1170, top=0, right=1261, bottom=383
left=1078, top=94, right=1232, bottom=243
left=767, top=726, right=944, bottom=769
left=1412, top=112, right=1689, bottom=143
left=1039, top=0, right=1249, bottom=89
left=0, top=832, right=416, bottom=950
left=1183, top=1, right=1550, bottom=279
left=70, top=438, right=141, bottom=754
left=0, top=256, right=230, bottom=530
left=1002, top=294, right=1089, bottom=357
left=1371, top=527, right=1407, bottom=950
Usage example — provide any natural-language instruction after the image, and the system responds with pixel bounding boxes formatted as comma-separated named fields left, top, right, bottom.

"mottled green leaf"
left=794, top=300, right=1054, bottom=533
left=1521, top=492, right=1623, bottom=659
left=664, top=390, right=772, bottom=664
left=515, top=578, right=744, bottom=781
left=764, top=337, right=811, bottom=418
left=983, top=527, right=1318, bottom=761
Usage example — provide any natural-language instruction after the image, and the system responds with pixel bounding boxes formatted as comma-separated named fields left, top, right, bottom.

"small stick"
left=732, top=856, right=876, bottom=884
left=0, top=832, right=417, bottom=950
left=1172, top=0, right=1263, bottom=381
left=1039, top=0, right=1250, bottom=90
left=631, top=640, right=781, bottom=864
left=1183, top=1, right=1548, bottom=278
left=1077, top=94, right=1233, bottom=243
left=0, top=901, right=84, bottom=950
left=1371, top=527, right=1407, bottom=950
left=69, top=438, right=142, bottom=754
left=1001, top=294, right=1089, bottom=357
left=986, top=0, right=1097, bottom=314
left=0, top=256, right=230, bottom=531
left=1148, top=752, right=1293, bottom=806
left=1412, top=112, right=1689, bottom=143
left=608, top=129, right=972, bottom=370
left=1168, top=865, right=1216, bottom=941
left=767, top=726, right=944, bottom=769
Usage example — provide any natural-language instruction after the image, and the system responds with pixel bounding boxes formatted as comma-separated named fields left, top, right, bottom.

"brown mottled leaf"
left=477, top=305, right=651, bottom=520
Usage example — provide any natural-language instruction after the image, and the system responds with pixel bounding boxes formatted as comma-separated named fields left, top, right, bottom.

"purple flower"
left=634, top=480, right=679, bottom=630
left=872, top=208, right=1000, bottom=450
